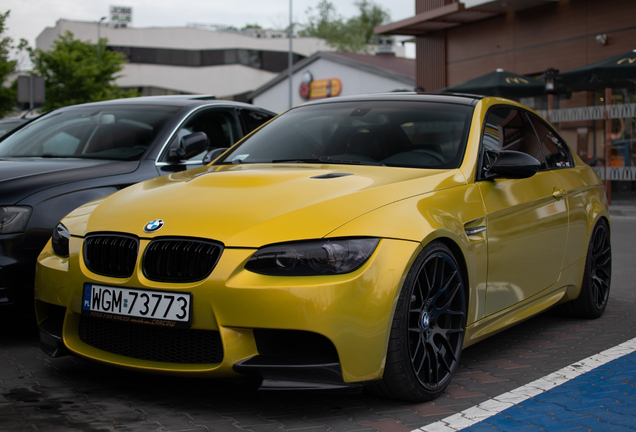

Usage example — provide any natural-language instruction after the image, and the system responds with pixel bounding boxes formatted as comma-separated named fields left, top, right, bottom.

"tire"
left=370, top=241, right=467, bottom=402
left=555, top=219, right=611, bottom=319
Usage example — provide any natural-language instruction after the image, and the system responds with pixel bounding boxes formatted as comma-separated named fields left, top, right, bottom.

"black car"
left=0, top=95, right=276, bottom=310
left=0, top=116, right=30, bottom=139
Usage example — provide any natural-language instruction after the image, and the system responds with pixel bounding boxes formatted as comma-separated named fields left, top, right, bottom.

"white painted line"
left=413, top=336, right=636, bottom=432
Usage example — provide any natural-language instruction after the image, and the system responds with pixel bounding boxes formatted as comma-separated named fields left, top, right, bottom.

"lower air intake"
left=78, top=316, right=224, bottom=364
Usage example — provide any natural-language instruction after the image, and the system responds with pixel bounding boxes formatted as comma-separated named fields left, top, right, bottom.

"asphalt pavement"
left=1, top=213, right=635, bottom=432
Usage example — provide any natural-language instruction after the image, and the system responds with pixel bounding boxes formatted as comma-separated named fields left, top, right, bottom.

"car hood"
left=83, top=163, right=466, bottom=247
left=0, top=158, right=139, bottom=205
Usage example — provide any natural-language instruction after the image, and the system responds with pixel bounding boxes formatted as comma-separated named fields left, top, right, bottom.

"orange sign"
left=308, top=78, right=342, bottom=99
left=299, top=71, right=342, bottom=100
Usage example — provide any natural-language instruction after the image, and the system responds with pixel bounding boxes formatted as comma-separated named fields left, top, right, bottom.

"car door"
left=527, top=113, right=590, bottom=272
left=157, top=107, right=243, bottom=174
left=477, top=107, right=569, bottom=316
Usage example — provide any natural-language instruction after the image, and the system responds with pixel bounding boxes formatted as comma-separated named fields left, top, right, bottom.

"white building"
left=250, top=51, right=415, bottom=114
left=36, top=19, right=337, bottom=100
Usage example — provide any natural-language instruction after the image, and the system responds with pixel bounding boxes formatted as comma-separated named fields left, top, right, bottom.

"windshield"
left=219, top=101, right=474, bottom=169
left=0, top=105, right=180, bottom=160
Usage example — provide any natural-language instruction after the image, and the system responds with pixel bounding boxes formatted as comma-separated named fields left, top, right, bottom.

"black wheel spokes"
left=591, top=226, right=611, bottom=309
left=408, top=253, right=466, bottom=390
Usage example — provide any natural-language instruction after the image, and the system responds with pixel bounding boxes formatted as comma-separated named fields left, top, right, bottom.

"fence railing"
left=592, top=166, right=636, bottom=181
left=537, top=103, right=636, bottom=123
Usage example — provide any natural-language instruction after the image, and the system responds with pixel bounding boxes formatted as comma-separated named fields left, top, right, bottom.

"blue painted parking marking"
left=415, top=338, right=636, bottom=432
left=475, top=353, right=636, bottom=431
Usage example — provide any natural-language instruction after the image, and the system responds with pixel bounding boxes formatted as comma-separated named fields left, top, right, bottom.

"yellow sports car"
left=34, top=94, right=611, bottom=402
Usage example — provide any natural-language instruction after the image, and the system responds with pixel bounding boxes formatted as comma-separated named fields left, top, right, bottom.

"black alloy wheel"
left=370, top=241, right=467, bottom=402
left=556, top=219, right=611, bottom=319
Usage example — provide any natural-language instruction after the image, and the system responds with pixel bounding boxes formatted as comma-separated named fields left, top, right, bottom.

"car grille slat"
left=79, top=316, right=223, bottom=364
left=143, top=238, right=222, bottom=283
left=84, top=234, right=139, bottom=278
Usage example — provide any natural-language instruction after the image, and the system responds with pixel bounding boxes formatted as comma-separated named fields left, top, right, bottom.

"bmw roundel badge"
left=144, top=219, right=164, bottom=233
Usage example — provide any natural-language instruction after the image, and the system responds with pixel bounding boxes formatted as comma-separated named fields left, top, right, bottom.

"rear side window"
left=528, top=115, right=573, bottom=169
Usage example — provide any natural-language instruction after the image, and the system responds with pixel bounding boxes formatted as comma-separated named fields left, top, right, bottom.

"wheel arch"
left=431, top=236, right=471, bottom=316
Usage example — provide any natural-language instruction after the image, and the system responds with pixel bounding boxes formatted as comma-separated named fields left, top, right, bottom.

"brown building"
left=377, top=0, right=636, bottom=202
left=376, top=0, right=635, bottom=91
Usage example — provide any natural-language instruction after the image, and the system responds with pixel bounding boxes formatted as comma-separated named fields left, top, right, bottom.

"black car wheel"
left=556, top=219, right=611, bottom=319
left=371, top=241, right=466, bottom=402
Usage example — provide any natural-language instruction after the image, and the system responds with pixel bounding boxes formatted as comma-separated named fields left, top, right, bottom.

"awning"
left=374, top=3, right=500, bottom=36
left=560, top=50, right=636, bottom=91
left=439, top=69, right=546, bottom=97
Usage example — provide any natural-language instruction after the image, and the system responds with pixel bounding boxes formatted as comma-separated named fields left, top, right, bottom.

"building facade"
left=377, top=0, right=636, bottom=202
left=250, top=51, right=415, bottom=114
left=36, top=20, right=335, bottom=100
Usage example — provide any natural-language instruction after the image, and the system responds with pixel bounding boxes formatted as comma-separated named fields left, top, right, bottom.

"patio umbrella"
left=558, top=49, right=636, bottom=206
left=560, top=49, right=636, bottom=91
left=440, top=69, right=546, bottom=98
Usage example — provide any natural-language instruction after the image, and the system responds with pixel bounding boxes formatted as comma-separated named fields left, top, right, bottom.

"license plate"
left=82, top=284, right=192, bottom=328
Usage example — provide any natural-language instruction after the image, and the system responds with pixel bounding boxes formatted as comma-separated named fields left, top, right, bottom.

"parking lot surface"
left=2, top=215, right=635, bottom=432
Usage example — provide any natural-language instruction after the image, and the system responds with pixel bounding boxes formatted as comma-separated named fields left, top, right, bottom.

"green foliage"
left=241, top=23, right=263, bottom=30
left=30, top=31, right=138, bottom=110
left=299, top=0, right=390, bottom=53
left=0, top=11, right=18, bottom=118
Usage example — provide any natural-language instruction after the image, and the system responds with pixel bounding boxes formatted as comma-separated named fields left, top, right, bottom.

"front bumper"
left=35, top=236, right=420, bottom=386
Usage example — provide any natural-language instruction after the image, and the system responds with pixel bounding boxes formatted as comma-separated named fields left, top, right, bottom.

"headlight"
left=245, top=238, right=379, bottom=276
left=51, top=223, right=70, bottom=257
left=0, top=206, right=32, bottom=234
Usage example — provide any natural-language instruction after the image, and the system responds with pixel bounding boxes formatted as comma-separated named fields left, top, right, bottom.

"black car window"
left=240, top=109, right=275, bottom=134
left=480, top=107, right=546, bottom=177
left=218, top=101, right=474, bottom=169
left=528, top=114, right=573, bottom=169
left=0, top=106, right=180, bottom=160
left=162, top=108, right=241, bottom=163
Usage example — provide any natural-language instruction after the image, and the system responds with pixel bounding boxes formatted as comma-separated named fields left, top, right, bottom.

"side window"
left=163, top=109, right=241, bottom=163
left=480, top=107, right=546, bottom=177
left=240, top=109, right=275, bottom=134
left=528, top=115, right=573, bottom=169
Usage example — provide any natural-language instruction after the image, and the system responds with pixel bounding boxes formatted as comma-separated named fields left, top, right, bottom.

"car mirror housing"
left=169, top=131, right=210, bottom=161
left=203, top=147, right=229, bottom=164
left=485, top=150, right=541, bottom=180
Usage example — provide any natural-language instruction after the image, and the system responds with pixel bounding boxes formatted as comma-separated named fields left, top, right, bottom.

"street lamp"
left=97, top=16, right=107, bottom=60
left=543, top=67, right=559, bottom=93
left=288, top=0, right=293, bottom=109
left=543, top=67, right=559, bottom=122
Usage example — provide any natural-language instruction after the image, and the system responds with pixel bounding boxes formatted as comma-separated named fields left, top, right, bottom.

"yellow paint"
left=34, top=96, right=609, bottom=385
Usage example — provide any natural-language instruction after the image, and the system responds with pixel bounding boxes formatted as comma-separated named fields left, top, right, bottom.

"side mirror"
left=484, top=150, right=541, bottom=180
left=169, top=131, right=209, bottom=162
left=203, top=147, right=229, bottom=164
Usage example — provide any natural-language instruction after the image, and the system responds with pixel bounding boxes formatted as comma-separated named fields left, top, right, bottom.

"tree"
left=0, top=10, right=18, bottom=118
left=241, top=24, right=263, bottom=30
left=29, top=31, right=137, bottom=110
left=299, top=0, right=390, bottom=53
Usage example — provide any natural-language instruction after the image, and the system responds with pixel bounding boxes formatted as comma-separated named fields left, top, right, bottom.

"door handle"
left=552, top=188, right=566, bottom=200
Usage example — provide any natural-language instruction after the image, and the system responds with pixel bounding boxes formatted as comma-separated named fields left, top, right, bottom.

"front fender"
left=327, top=183, right=488, bottom=327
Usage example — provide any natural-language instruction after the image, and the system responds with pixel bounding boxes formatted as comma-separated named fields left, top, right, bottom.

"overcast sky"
left=4, top=0, right=415, bottom=51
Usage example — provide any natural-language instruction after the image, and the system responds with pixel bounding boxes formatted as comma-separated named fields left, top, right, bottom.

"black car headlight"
left=51, top=223, right=70, bottom=257
left=0, top=206, right=32, bottom=234
left=245, top=238, right=380, bottom=276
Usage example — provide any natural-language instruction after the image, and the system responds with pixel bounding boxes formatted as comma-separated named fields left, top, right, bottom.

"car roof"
left=298, top=92, right=484, bottom=108
left=57, top=95, right=269, bottom=111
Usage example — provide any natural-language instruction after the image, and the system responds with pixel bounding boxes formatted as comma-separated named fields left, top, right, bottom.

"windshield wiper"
left=318, top=156, right=385, bottom=166
left=270, top=158, right=321, bottom=163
